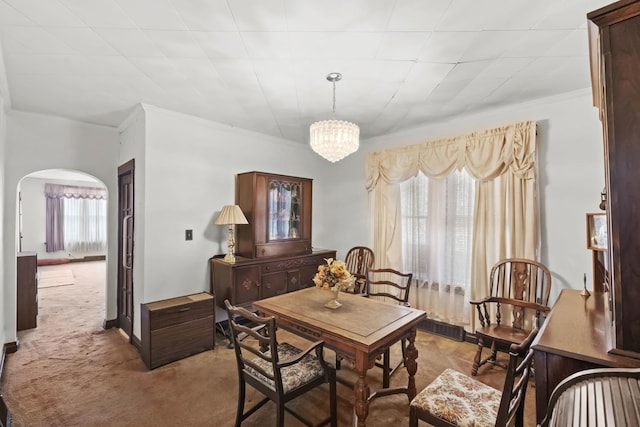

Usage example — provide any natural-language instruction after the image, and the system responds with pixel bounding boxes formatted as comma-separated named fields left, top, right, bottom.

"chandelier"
left=309, top=73, right=360, bottom=163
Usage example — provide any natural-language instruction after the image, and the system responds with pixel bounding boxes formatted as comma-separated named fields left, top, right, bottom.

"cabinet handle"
left=179, top=307, right=191, bottom=312
left=255, top=281, right=261, bottom=287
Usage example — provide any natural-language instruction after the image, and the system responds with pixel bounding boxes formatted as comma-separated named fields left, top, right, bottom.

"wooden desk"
left=253, top=287, right=427, bottom=427
left=531, top=289, right=640, bottom=424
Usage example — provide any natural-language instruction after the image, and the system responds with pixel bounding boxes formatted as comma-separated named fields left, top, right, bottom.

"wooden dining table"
left=253, top=287, right=427, bottom=427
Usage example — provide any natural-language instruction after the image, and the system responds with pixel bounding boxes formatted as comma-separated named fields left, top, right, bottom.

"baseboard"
left=465, top=332, right=478, bottom=345
left=131, top=334, right=142, bottom=353
left=69, top=255, right=106, bottom=263
left=418, top=318, right=466, bottom=342
left=103, top=318, right=118, bottom=329
left=1, top=344, right=14, bottom=427
left=0, top=394, right=10, bottom=427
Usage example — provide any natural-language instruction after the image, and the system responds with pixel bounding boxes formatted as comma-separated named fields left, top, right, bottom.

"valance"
left=45, top=183, right=107, bottom=200
left=365, top=120, right=536, bottom=191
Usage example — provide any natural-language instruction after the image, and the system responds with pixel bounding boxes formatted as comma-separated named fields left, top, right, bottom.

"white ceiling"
left=0, top=0, right=611, bottom=144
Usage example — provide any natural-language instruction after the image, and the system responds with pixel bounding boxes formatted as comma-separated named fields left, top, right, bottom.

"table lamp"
left=214, top=205, right=248, bottom=263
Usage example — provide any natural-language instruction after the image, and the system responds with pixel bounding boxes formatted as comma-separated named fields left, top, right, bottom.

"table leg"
left=405, top=328, right=418, bottom=400
left=353, top=351, right=371, bottom=427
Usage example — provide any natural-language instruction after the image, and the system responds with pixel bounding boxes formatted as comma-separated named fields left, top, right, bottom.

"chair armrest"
left=469, top=297, right=492, bottom=305
left=278, top=341, right=325, bottom=368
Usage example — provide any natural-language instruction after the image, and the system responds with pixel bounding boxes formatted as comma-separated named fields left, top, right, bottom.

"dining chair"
left=409, top=327, right=539, bottom=427
left=224, top=299, right=337, bottom=427
left=344, top=246, right=375, bottom=294
left=365, top=267, right=413, bottom=388
left=470, top=258, right=551, bottom=376
left=538, top=367, right=640, bottom=427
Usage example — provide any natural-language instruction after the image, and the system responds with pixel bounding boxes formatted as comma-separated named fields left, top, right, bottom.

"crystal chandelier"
left=310, top=73, right=360, bottom=163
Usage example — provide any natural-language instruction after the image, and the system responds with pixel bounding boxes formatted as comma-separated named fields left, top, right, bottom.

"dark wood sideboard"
left=531, top=289, right=640, bottom=423
left=17, top=251, right=38, bottom=331
left=210, top=249, right=336, bottom=310
left=140, top=292, right=214, bottom=369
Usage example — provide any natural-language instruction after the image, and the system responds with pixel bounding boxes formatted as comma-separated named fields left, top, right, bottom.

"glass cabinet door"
left=268, top=179, right=301, bottom=241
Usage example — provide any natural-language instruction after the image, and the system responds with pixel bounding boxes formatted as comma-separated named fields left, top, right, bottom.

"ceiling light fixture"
left=309, top=72, right=360, bottom=163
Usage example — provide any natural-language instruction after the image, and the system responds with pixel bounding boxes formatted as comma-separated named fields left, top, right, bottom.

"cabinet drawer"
left=150, top=316, right=214, bottom=368
left=256, top=240, right=311, bottom=258
left=261, top=254, right=323, bottom=274
left=149, top=298, right=213, bottom=330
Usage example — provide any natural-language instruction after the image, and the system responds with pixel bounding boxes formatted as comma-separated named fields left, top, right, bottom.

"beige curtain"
left=366, top=121, right=539, bottom=327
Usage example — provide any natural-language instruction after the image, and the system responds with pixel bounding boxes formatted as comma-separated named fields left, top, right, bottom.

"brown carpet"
left=37, top=268, right=74, bottom=288
left=2, top=261, right=537, bottom=426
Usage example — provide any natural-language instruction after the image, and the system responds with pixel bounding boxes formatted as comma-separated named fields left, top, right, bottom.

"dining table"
left=253, top=287, right=427, bottom=427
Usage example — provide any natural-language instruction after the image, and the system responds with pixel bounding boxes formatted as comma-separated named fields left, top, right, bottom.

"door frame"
left=117, top=159, right=135, bottom=341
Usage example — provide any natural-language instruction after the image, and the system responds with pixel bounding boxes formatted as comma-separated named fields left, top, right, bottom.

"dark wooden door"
left=118, top=159, right=134, bottom=340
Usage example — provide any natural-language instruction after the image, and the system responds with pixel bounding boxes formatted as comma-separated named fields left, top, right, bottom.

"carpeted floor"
left=37, top=268, right=75, bottom=288
left=2, top=261, right=537, bottom=426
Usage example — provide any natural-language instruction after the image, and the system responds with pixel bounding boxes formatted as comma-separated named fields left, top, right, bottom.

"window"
left=63, top=197, right=107, bottom=253
left=399, top=170, right=474, bottom=326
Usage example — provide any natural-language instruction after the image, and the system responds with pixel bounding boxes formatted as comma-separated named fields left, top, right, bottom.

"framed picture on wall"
left=586, top=213, right=607, bottom=251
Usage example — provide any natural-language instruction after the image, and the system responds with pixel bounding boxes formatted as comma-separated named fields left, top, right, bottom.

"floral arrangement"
left=313, top=258, right=355, bottom=292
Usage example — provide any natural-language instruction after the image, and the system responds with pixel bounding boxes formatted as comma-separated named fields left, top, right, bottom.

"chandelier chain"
left=332, top=80, right=336, bottom=115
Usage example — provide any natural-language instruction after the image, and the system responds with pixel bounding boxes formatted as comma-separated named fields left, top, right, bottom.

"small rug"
left=38, top=269, right=74, bottom=288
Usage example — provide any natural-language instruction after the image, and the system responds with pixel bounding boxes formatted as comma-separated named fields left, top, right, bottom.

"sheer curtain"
left=400, top=170, right=474, bottom=327
left=63, top=197, right=107, bottom=252
left=366, top=121, right=539, bottom=330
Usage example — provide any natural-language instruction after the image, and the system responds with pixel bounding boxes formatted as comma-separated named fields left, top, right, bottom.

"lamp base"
left=223, top=252, right=236, bottom=263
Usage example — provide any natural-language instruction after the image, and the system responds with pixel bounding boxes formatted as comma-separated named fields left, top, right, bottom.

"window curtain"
left=365, top=120, right=539, bottom=329
left=45, top=196, right=65, bottom=252
left=44, top=183, right=107, bottom=253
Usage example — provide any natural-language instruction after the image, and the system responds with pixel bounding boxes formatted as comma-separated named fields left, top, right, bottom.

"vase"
left=324, top=287, right=342, bottom=309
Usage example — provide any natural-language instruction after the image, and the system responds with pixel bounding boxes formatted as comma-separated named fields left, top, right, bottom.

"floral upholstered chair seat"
left=247, top=342, right=326, bottom=393
left=410, top=368, right=502, bottom=427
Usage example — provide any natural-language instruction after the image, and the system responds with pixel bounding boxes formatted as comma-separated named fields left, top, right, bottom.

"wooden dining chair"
left=538, top=367, right=640, bottom=427
left=410, top=327, right=538, bottom=427
left=470, top=258, right=551, bottom=376
left=365, top=267, right=413, bottom=388
left=224, top=300, right=337, bottom=427
left=344, top=246, right=375, bottom=294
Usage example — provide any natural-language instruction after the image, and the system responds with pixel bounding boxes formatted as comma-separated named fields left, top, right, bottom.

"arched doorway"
left=16, top=169, right=108, bottom=336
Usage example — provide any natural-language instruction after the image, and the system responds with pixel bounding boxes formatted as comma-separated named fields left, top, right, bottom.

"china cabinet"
left=588, top=0, right=640, bottom=357
left=235, top=171, right=312, bottom=259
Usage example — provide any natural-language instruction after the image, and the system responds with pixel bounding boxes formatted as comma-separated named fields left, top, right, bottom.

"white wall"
left=19, top=176, right=105, bottom=258
left=334, top=89, right=605, bottom=306
left=123, top=105, right=330, bottom=338
left=2, top=112, right=119, bottom=342
left=0, top=85, right=6, bottom=349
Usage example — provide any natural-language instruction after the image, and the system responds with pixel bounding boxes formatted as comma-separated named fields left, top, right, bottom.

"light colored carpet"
left=38, top=269, right=74, bottom=288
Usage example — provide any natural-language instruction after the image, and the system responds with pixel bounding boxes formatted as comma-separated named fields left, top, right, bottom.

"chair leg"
left=472, top=340, right=483, bottom=376
left=329, top=367, right=337, bottom=427
left=409, top=406, right=419, bottom=427
left=383, top=348, right=391, bottom=389
left=235, top=381, right=245, bottom=427
left=277, top=402, right=285, bottom=427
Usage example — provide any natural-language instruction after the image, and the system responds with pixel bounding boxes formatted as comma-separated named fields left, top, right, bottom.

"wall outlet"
left=185, top=229, right=193, bottom=241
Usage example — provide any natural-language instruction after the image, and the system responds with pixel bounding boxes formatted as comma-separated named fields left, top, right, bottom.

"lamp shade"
left=214, top=205, right=248, bottom=225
